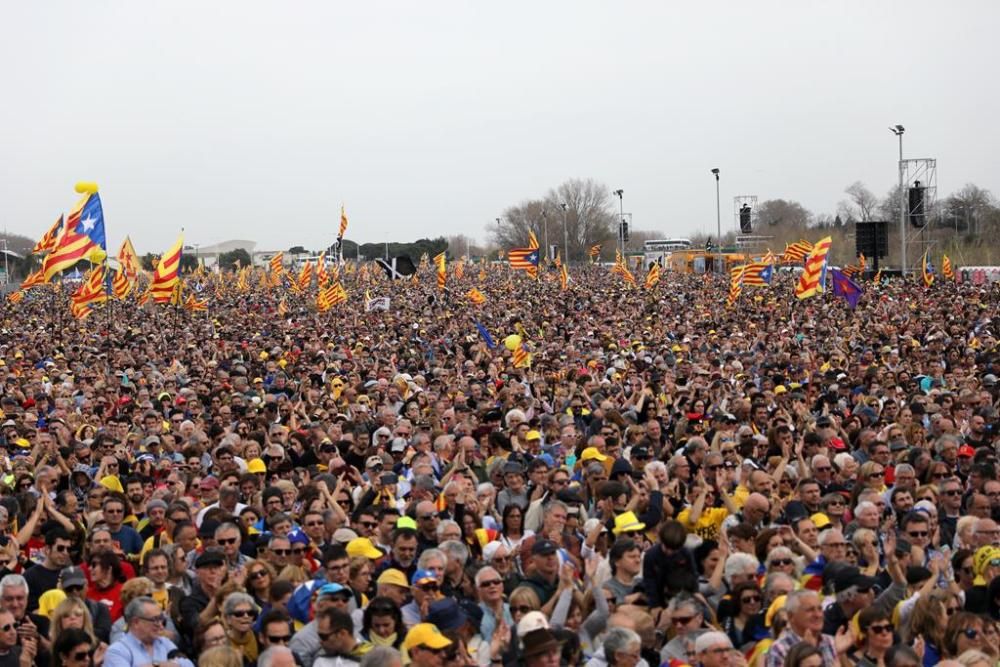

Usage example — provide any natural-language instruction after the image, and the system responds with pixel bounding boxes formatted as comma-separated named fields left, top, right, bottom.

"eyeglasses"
left=271, top=548, right=291, bottom=556
left=291, top=547, right=306, bottom=555
left=770, top=559, right=793, bottom=567
left=359, top=521, right=378, bottom=529
left=672, top=616, right=696, bottom=625
left=137, top=615, right=166, bottom=625
left=740, top=595, right=762, bottom=604
left=943, top=489, right=962, bottom=496
left=510, top=605, right=534, bottom=614
left=814, top=466, right=832, bottom=472
left=478, top=579, right=503, bottom=588
left=932, top=472, right=949, bottom=479
left=0, top=624, right=13, bottom=632
left=228, top=609, right=256, bottom=619
left=907, top=531, right=929, bottom=538
left=418, top=583, right=439, bottom=592
left=867, top=623, right=893, bottom=635
left=947, top=606, right=961, bottom=616
left=867, top=471, right=884, bottom=479
left=52, top=544, right=70, bottom=553
left=69, top=650, right=93, bottom=661
left=419, top=513, right=438, bottom=520
left=217, top=538, right=239, bottom=546
left=249, top=570, right=269, bottom=580
left=267, top=635, right=292, bottom=644
left=492, top=556, right=511, bottom=564
left=964, top=628, right=980, bottom=639
left=307, top=521, right=326, bottom=527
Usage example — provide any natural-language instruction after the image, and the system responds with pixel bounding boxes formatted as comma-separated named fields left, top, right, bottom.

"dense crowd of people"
left=0, top=265, right=998, bottom=667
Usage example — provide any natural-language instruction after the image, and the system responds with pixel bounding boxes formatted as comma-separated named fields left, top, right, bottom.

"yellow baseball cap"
left=810, top=512, right=831, bottom=530
left=404, top=624, right=452, bottom=652
left=346, top=537, right=383, bottom=560
left=581, top=447, right=607, bottom=462
left=247, top=458, right=266, bottom=474
left=525, top=430, right=541, bottom=441
left=376, top=568, right=410, bottom=589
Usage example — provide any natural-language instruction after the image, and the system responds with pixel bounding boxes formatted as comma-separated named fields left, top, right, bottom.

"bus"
left=642, top=238, right=693, bottom=267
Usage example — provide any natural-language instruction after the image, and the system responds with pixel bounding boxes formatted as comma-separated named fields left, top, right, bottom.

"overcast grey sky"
left=2, top=1, right=997, bottom=254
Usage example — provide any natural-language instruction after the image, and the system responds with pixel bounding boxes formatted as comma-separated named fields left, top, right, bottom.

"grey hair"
left=783, top=589, right=819, bottom=615
left=0, top=575, right=26, bottom=598
left=854, top=501, right=878, bottom=516
left=474, top=566, right=500, bottom=587
left=667, top=592, right=705, bottom=617
left=763, top=572, right=796, bottom=595
left=765, top=547, right=802, bottom=577
left=435, top=520, right=460, bottom=540
left=124, top=595, right=159, bottom=622
left=258, top=647, right=296, bottom=667
left=852, top=528, right=877, bottom=552
left=645, top=461, right=667, bottom=477
left=895, top=463, right=916, bottom=477
left=221, top=592, right=258, bottom=617
left=476, top=482, right=495, bottom=495
left=602, top=627, right=641, bottom=662
left=723, top=553, right=760, bottom=586
left=417, top=548, right=445, bottom=570
left=935, top=434, right=961, bottom=456
left=215, top=522, right=241, bottom=540
left=438, top=540, right=469, bottom=568
left=504, top=409, right=526, bottom=429
left=817, top=530, right=845, bottom=547
left=544, top=501, right=568, bottom=521
left=360, top=647, right=401, bottom=667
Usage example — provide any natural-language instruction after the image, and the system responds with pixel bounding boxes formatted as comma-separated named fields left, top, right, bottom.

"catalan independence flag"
left=467, top=287, right=486, bottom=305
left=508, top=248, right=540, bottom=271
left=921, top=250, right=935, bottom=287
left=434, top=252, right=447, bottom=289
left=150, top=235, right=184, bottom=304
left=739, top=262, right=773, bottom=287
left=41, top=190, right=108, bottom=282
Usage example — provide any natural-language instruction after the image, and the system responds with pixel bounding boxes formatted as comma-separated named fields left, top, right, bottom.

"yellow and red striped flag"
left=270, top=252, right=284, bottom=276
left=315, top=254, right=329, bottom=287
left=33, top=215, right=63, bottom=255
left=782, top=240, right=813, bottom=264
left=277, top=298, right=288, bottom=316
left=150, top=235, right=184, bottom=304
left=19, top=268, right=45, bottom=291
left=70, top=300, right=93, bottom=320
left=794, top=237, right=832, bottom=300
left=727, top=265, right=745, bottom=308
left=455, top=258, right=465, bottom=280
left=559, top=263, right=569, bottom=291
left=512, top=341, right=530, bottom=368
left=297, top=261, right=314, bottom=291
left=434, top=252, right=446, bottom=289
left=339, top=206, right=348, bottom=239
left=942, top=254, right=955, bottom=281
left=467, top=287, right=486, bottom=305
left=644, top=263, right=661, bottom=289
left=72, top=265, right=108, bottom=308
left=527, top=231, right=539, bottom=250
left=184, top=293, right=208, bottom=312
left=589, top=244, right=601, bottom=261
left=7, top=291, right=24, bottom=305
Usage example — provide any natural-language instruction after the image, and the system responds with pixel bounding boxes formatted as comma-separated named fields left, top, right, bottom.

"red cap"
left=829, top=437, right=846, bottom=451
left=958, top=445, right=976, bottom=458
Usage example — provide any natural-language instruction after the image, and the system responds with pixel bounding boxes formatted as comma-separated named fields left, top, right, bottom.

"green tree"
left=218, top=248, right=252, bottom=270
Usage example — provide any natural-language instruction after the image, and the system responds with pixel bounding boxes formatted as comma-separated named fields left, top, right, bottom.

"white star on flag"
left=80, top=216, right=97, bottom=233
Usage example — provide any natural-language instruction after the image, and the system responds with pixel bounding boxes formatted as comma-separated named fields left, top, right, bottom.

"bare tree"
left=839, top=182, right=879, bottom=222
left=755, top=199, right=812, bottom=229
left=489, top=178, right=617, bottom=262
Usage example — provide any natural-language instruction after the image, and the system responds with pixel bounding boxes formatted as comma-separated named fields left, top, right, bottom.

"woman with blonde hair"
left=198, top=645, right=243, bottom=667
left=50, top=597, right=96, bottom=644
left=507, top=586, right=541, bottom=626
left=276, top=564, right=310, bottom=586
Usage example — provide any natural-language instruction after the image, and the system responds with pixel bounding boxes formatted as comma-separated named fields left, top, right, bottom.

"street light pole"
left=711, top=168, right=721, bottom=246
left=890, top=125, right=905, bottom=275
left=541, top=209, right=549, bottom=260
left=613, top=189, right=624, bottom=254
left=560, top=203, right=568, bottom=263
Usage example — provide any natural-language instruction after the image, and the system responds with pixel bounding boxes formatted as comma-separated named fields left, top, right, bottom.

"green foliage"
left=218, top=248, right=253, bottom=270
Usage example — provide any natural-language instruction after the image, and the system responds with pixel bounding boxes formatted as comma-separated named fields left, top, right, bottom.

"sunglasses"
left=217, top=538, right=239, bottom=546
left=249, top=570, right=269, bottom=580
left=510, top=605, right=534, bottom=614
left=741, top=595, right=762, bottom=604
left=478, top=579, right=503, bottom=588
left=907, top=531, right=929, bottom=538
left=867, top=623, right=893, bottom=635
left=0, top=624, right=13, bottom=632
left=770, top=559, right=793, bottom=567
left=229, top=609, right=256, bottom=619
left=69, top=650, right=93, bottom=661
left=267, top=635, right=292, bottom=644
left=672, top=615, right=696, bottom=625
left=271, top=548, right=291, bottom=556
